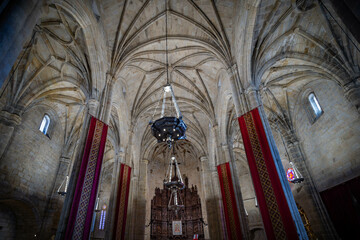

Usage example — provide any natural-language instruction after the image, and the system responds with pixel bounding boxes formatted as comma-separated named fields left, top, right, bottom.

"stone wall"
left=0, top=104, right=64, bottom=238
left=294, top=80, right=360, bottom=192
left=0, top=205, right=16, bottom=240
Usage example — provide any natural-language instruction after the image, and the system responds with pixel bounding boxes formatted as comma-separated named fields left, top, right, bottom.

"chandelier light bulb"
left=164, top=85, right=171, bottom=92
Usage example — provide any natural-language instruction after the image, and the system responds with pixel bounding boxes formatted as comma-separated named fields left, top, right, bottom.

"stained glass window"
left=99, top=204, right=107, bottom=230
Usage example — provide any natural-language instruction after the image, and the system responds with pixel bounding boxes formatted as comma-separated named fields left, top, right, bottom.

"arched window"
left=308, top=93, right=323, bottom=121
left=39, top=115, right=50, bottom=135
left=99, top=204, right=107, bottom=230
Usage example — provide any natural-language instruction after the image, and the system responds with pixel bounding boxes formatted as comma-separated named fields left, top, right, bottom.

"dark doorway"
left=320, top=176, right=360, bottom=239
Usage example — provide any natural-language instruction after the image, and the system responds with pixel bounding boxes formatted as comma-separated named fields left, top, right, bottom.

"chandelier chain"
left=165, top=0, right=170, bottom=85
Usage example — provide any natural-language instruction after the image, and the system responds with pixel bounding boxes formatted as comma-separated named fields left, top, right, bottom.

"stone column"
left=142, top=159, right=151, bottom=240
left=0, top=110, right=22, bottom=159
left=199, top=156, right=210, bottom=239
left=242, top=88, right=308, bottom=238
left=87, top=98, right=100, bottom=118
left=132, top=160, right=148, bottom=239
left=245, top=86, right=261, bottom=110
left=0, top=0, right=44, bottom=87
left=100, top=73, right=115, bottom=124
left=283, top=133, right=338, bottom=239
left=211, top=170, right=226, bottom=239
left=343, top=77, right=360, bottom=114
left=222, top=144, right=250, bottom=239
left=39, top=155, right=71, bottom=238
left=55, top=113, right=92, bottom=240
left=126, top=176, right=139, bottom=239
left=106, top=151, right=124, bottom=239
left=227, top=65, right=244, bottom=116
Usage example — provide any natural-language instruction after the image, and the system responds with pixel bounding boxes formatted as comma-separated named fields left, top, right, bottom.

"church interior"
left=0, top=0, right=360, bottom=239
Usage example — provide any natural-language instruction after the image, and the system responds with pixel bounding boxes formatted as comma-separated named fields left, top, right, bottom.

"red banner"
left=113, top=164, right=132, bottom=240
left=217, top=162, right=242, bottom=240
left=238, top=108, right=298, bottom=239
left=65, top=116, right=108, bottom=239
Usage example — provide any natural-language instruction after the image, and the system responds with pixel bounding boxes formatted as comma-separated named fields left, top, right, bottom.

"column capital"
left=142, top=159, right=149, bottom=165
left=59, top=156, right=71, bottom=164
left=226, top=63, right=237, bottom=77
left=0, top=110, right=22, bottom=126
left=131, top=176, right=139, bottom=181
left=221, top=144, right=229, bottom=151
left=211, top=170, right=218, bottom=178
left=87, top=98, right=100, bottom=117
left=244, top=85, right=261, bottom=109
left=116, top=151, right=125, bottom=158
left=343, top=76, right=360, bottom=113
left=200, top=156, right=208, bottom=162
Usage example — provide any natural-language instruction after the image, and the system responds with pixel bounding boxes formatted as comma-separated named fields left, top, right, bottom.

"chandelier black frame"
left=149, top=0, right=187, bottom=149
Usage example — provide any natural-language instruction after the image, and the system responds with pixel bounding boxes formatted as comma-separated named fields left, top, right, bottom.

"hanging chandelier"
left=149, top=0, right=187, bottom=148
left=287, top=162, right=304, bottom=184
left=279, top=131, right=304, bottom=184
left=57, top=175, right=69, bottom=196
left=164, top=156, right=185, bottom=214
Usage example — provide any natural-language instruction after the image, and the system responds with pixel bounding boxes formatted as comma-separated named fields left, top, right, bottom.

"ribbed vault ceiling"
left=102, top=0, right=236, bottom=156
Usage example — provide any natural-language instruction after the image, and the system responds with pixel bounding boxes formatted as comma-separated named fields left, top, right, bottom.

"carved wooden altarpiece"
left=150, top=177, right=204, bottom=239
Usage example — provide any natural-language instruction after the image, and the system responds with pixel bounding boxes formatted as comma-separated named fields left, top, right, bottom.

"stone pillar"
left=283, top=134, right=338, bottom=239
left=343, top=77, right=360, bottom=114
left=211, top=170, right=226, bottom=239
left=106, top=151, right=124, bottom=239
left=245, top=86, right=261, bottom=110
left=55, top=113, right=92, bottom=240
left=242, top=89, right=308, bottom=238
left=142, top=159, right=151, bottom=240
left=100, top=73, right=115, bottom=124
left=132, top=160, right=148, bottom=239
left=221, top=144, right=250, bottom=239
left=0, top=110, right=21, bottom=159
left=227, top=65, right=243, bottom=116
left=126, top=176, right=139, bottom=239
left=199, top=156, right=210, bottom=239
left=87, top=98, right=100, bottom=118
left=0, top=0, right=44, bottom=87
left=39, top=155, right=71, bottom=239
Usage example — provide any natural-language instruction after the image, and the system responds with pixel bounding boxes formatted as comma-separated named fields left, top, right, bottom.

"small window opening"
left=39, top=115, right=50, bottom=135
left=308, top=93, right=323, bottom=121
left=99, top=204, right=107, bottom=230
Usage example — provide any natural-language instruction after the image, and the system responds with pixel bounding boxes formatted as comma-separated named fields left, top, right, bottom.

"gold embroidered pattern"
left=243, top=112, right=287, bottom=239
left=72, top=120, right=104, bottom=240
left=115, top=165, right=130, bottom=240
left=220, top=164, right=239, bottom=240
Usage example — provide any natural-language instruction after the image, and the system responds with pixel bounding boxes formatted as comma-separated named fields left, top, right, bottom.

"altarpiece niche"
left=150, top=177, right=205, bottom=239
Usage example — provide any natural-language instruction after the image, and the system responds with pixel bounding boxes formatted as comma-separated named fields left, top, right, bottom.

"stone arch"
left=0, top=198, right=41, bottom=239
left=52, top=0, right=108, bottom=98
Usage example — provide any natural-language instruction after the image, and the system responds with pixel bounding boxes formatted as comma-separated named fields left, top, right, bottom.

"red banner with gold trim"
left=238, top=108, right=298, bottom=239
left=65, top=116, right=108, bottom=240
left=113, top=163, right=132, bottom=240
left=217, top=162, right=242, bottom=240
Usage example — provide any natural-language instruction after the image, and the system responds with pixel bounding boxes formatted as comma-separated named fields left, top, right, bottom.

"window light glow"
left=308, top=93, right=322, bottom=117
left=164, top=85, right=171, bottom=92
left=99, top=204, right=107, bottom=230
left=39, top=115, right=50, bottom=135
